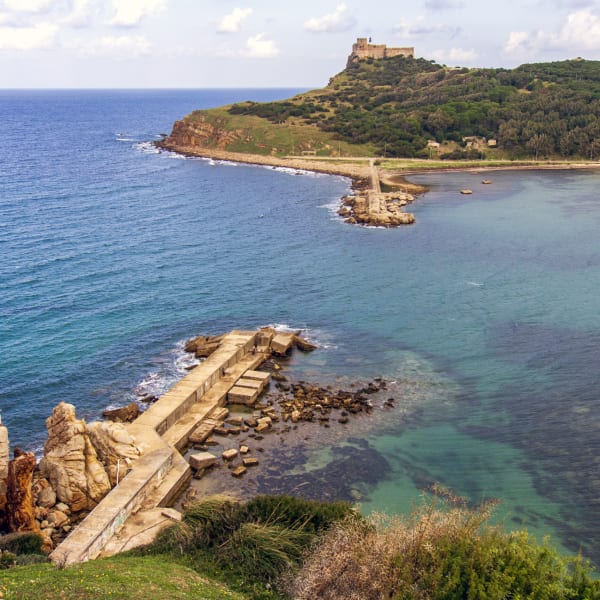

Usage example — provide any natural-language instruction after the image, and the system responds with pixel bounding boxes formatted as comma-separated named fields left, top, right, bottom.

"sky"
left=1, top=0, right=600, bottom=88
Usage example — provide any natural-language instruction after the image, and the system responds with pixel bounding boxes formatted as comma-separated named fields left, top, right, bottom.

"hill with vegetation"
left=163, top=56, right=600, bottom=161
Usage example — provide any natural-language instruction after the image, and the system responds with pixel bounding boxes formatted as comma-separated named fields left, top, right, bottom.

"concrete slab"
left=271, top=333, right=294, bottom=355
left=244, top=370, right=270, bottom=384
left=189, top=452, right=218, bottom=471
left=235, top=378, right=262, bottom=391
left=227, top=385, right=258, bottom=405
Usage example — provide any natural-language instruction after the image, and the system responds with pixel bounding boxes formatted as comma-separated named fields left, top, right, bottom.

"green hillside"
left=192, top=55, right=600, bottom=160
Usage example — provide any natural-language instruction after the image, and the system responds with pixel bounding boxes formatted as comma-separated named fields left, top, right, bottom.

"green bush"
left=286, top=496, right=600, bottom=600
left=222, top=522, right=311, bottom=581
left=244, top=494, right=355, bottom=535
left=0, top=532, right=45, bottom=556
left=0, top=551, right=16, bottom=569
left=14, top=553, right=50, bottom=566
left=183, top=495, right=245, bottom=547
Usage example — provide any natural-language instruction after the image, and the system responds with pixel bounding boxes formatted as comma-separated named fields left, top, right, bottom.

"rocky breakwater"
left=0, top=403, right=141, bottom=553
left=338, top=191, right=415, bottom=227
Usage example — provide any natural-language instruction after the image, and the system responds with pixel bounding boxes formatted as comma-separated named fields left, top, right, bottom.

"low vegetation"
left=188, top=55, right=600, bottom=160
left=1, top=493, right=598, bottom=599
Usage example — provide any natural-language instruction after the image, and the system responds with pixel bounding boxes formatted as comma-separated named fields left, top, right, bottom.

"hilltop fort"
left=347, top=37, right=414, bottom=65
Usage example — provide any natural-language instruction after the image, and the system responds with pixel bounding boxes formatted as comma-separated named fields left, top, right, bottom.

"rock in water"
left=39, top=402, right=111, bottom=513
left=102, top=401, right=140, bottom=423
left=5, top=448, right=40, bottom=533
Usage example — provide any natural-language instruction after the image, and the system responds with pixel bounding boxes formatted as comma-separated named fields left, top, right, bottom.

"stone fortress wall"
left=348, top=38, right=414, bottom=65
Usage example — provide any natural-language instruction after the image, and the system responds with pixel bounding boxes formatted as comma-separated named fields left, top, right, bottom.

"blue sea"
left=1, top=90, right=599, bottom=564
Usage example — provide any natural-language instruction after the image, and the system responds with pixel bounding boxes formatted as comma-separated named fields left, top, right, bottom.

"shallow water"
left=1, top=90, right=598, bottom=563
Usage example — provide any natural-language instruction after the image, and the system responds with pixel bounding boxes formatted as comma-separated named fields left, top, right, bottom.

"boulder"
left=39, top=402, right=111, bottom=513
left=293, top=336, right=317, bottom=352
left=5, top=448, right=40, bottom=533
left=86, top=421, right=141, bottom=487
left=102, top=402, right=140, bottom=423
left=33, top=478, right=56, bottom=509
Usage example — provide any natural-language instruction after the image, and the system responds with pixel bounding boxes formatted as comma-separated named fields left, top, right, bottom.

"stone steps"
left=161, top=353, right=265, bottom=452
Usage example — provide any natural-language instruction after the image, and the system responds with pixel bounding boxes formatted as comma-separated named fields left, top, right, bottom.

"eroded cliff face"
left=164, top=116, right=241, bottom=151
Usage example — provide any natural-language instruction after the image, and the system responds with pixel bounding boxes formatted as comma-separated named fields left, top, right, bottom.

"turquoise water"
left=1, top=91, right=599, bottom=562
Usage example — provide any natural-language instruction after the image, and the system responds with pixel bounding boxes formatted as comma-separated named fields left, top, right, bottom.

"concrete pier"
left=50, top=329, right=290, bottom=566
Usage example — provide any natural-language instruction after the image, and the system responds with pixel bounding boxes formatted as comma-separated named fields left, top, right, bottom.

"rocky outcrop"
left=86, top=421, right=141, bottom=487
left=0, top=422, right=9, bottom=519
left=39, top=402, right=111, bottom=513
left=5, top=449, right=39, bottom=533
left=339, top=192, right=415, bottom=227
left=184, top=334, right=225, bottom=358
left=165, top=118, right=241, bottom=151
left=102, top=402, right=140, bottom=423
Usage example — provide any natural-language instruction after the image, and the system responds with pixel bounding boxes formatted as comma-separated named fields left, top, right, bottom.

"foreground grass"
left=0, top=553, right=246, bottom=600
left=2, top=494, right=599, bottom=600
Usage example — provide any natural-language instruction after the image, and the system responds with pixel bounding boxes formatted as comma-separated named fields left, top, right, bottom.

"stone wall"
left=348, top=38, right=414, bottom=65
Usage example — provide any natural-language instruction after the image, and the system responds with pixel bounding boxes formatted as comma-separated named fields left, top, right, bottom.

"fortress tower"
left=348, top=38, right=414, bottom=65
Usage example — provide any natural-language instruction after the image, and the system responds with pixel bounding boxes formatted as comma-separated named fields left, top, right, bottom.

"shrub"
left=183, top=495, right=244, bottom=547
left=151, top=521, right=194, bottom=556
left=244, top=495, right=355, bottom=536
left=0, top=532, right=45, bottom=556
left=0, top=551, right=16, bottom=569
left=285, top=494, right=600, bottom=600
left=14, top=553, right=50, bottom=566
left=222, top=522, right=311, bottom=581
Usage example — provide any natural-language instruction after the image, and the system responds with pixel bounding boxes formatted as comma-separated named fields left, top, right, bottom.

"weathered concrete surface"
left=100, top=507, right=182, bottom=557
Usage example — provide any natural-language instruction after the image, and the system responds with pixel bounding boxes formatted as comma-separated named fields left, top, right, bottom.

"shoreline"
left=158, top=140, right=600, bottom=189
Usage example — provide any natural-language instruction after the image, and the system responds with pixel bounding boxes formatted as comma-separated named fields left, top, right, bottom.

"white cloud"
left=304, top=3, right=356, bottom=33
left=245, top=33, right=279, bottom=58
left=70, top=34, right=153, bottom=57
left=505, top=8, right=600, bottom=56
left=63, top=0, right=100, bottom=28
left=424, top=0, right=464, bottom=9
left=108, top=0, right=166, bottom=27
left=0, top=22, right=58, bottom=49
left=431, top=47, right=477, bottom=64
left=394, top=16, right=459, bottom=38
left=3, top=0, right=53, bottom=13
left=504, top=31, right=530, bottom=55
left=217, top=7, right=252, bottom=33
left=552, top=8, right=600, bottom=50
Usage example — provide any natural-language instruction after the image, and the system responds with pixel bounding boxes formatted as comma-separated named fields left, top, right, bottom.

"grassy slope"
left=184, top=105, right=376, bottom=157
left=0, top=554, right=247, bottom=600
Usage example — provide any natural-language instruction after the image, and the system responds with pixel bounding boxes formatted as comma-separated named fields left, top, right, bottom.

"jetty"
left=337, top=158, right=416, bottom=226
left=49, top=328, right=303, bottom=566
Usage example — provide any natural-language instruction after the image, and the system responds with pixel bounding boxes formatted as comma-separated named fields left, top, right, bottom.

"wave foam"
left=134, top=141, right=160, bottom=154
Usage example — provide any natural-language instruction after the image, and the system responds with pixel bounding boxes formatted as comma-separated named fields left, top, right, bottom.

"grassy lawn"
left=0, top=554, right=247, bottom=600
